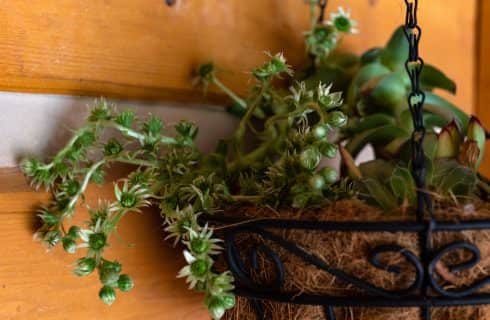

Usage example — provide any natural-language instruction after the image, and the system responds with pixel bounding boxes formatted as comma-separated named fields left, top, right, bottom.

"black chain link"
left=404, top=2, right=434, bottom=319
left=403, top=0, right=433, bottom=221
left=317, top=0, right=328, bottom=23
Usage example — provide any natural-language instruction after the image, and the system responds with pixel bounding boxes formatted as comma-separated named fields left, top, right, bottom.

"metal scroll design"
left=207, top=217, right=490, bottom=320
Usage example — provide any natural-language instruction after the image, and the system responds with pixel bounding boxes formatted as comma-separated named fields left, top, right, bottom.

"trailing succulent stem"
left=23, top=100, right=234, bottom=318
left=21, top=2, right=488, bottom=319
left=23, top=47, right=349, bottom=318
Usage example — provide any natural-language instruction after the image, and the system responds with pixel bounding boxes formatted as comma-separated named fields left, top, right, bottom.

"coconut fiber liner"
left=215, top=199, right=490, bottom=320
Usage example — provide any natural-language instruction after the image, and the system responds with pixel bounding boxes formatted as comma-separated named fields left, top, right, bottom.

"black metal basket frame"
left=205, top=1, right=490, bottom=319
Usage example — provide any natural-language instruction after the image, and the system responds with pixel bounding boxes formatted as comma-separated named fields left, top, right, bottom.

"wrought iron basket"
left=202, top=1, right=490, bottom=319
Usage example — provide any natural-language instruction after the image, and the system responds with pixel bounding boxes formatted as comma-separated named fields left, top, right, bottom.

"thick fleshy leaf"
left=380, top=26, right=408, bottom=71
left=436, top=127, right=458, bottom=159
left=466, top=116, right=487, bottom=169
left=390, top=166, right=416, bottom=204
left=362, top=178, right=399, bottom=211
left=424, top=113, right=450, bottom=129
left=384, top=136, right=409, bottom=156
left=423, top=132, right=439, bottom=161
left=304, top=65, right=351, bottom=92
left=346, top=62, right=391, bottom=108
left=421, top=64, right=457, bottom=94
left=343, top=114, right=395, bottom=135
left=433, top=160, right=477, bottom=197
left=345, top=124, right=408, bottom=157
left=396, top=132, right=438, bottom=163
left=424, top=92, right=470, bottom=131
left=339, top=145, right=362, bottom=179
left=359, top=159, right=395, bottom=181
left=326, top=52, right=360, bottom=70
left=361, top=47, right=382, bottom=65
left=361, top=72, right=408, bottom=115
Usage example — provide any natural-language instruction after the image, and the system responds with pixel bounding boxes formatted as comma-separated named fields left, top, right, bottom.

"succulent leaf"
left=344, top=114, right=396, bottom=135
left=339, top=145, right=362, bottom=180
left=436, top=127, right=459, bottom=159
left=390, top=166, right=416, bottom=204
left=424, top=92, right=470, bottom=131
left=420, top=64, right=457, bottom=94
left=361, top=178, right=399, bottom=211
left=347, top=62, right=391, bottom=108
left=466, top=116, right=486, bottom=169
left=345, top=124, right=408, bottom=158
left=380, top=26, right=408, bottom=71
left=360, top=72, right=408, bottom=115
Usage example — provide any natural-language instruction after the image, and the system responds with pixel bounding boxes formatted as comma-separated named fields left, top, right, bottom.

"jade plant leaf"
left=345, top=124, right=408, bottom=157
left=380, top=26, right=408, bottom=71
left=421, top=64, right=457, bottom=94
left=424, top=92, right=470, bottom=131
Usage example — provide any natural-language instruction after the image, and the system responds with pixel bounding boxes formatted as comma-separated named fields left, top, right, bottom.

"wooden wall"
left=0, top=168, right=208, bottom=320
left=0, top=1, right=486, bottom=319
left=0, top=0, right=477, bottom=112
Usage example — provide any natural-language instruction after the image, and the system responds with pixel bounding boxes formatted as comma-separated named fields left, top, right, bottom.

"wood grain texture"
left=477, top=0, right=490, bottom=177
left=0, top=0, right=476, bottom=111
left=0, top=168, right=209, bottom=320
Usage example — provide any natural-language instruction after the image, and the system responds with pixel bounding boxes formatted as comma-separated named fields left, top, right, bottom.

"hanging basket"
left=207, top=199, right=490, bottom=320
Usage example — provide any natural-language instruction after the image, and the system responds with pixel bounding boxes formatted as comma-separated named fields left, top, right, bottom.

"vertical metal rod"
left=403, top=1, right=436, bottom=318
left=323, top=305, right=336, bottom=320
left=318, top=0, right=329, bottom=22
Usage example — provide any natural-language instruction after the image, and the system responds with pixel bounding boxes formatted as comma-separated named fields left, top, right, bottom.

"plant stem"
left=212, top=78, right=247, bottom=110
left=106, top=122, right=182, bottom=146
left=230, top=195, right=262, bottom=201
left=65, top=159, right=106, bottom=217
left=228, top=139, right=274, bottom=172
left=41, top=125, right=96, bottom=170
left=234, top=85, right=267, bottom=143
left=112, top=157, right=157, bottom=168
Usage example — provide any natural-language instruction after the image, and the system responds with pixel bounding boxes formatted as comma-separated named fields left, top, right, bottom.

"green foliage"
left=300, top=18, right=470, bottom=163
left=22, top=44, right=348, bottom=318
left=343, top=118, right=489, bottom=209
left=20, top=2, right=487, bottom=319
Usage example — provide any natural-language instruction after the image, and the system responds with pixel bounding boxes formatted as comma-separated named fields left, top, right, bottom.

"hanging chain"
left=403, top=0, right=433, bottom=221
left=404, top=2, right=434, bottom=319
left=317, top=0, right=328, bottom=23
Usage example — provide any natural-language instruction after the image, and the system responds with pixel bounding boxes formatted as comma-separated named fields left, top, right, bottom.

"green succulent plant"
left=341, top=117, right=489, bottom=210
left=340, top=26, right=472, bottom=162
left=21, top=48, right=350, bottom=319
left=18, top=2, right=489, bottom=318
left=299, top=20, right=472, bottom=162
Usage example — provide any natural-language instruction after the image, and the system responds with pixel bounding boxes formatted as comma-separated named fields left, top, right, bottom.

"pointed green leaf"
left=343, top=114, right=395, bottom=135
left=362, top=178, right=399, bottom=211
left=359, top=159, right=395, bottom=181
left=424, top=92, right=470, bottom=131
left=436, top=127, right=458, bottom=159
left=467, top=116, right=487, bottom=169
left=421, top=64, right=457, bottom=94
left=362, top=72, right=408, bottom=115
left=390, top=166, right=416, bottom=204
left=347, top=62, right=391, bottom=108
left=380, top=26, right=408, bottom=71
left=345, top=124, right=409, bottom=157
left=361, top=47, right=382, bottom=65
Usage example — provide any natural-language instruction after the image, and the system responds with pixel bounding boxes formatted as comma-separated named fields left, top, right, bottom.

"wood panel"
left=0, top=0, right=476, bottom=111
left=477, top=0, right=490, bottom=177
left=0, top=168, right=208, bottom=320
